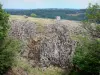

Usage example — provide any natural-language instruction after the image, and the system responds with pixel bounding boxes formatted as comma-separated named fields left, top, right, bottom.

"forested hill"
left=5, top=9, right=86, bottom=21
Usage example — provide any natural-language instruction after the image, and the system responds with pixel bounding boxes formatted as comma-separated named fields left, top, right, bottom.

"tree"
left=86, top=3, right=100, bottom=23
left=31, top=13, right=37, bottom=17
left=72, top=3, right=100, bottom=75
left=82, top=3, right=100, bottom=38
left=0, top=4, right=9, bottom=43
left=0, top=3, right=20, bottom=74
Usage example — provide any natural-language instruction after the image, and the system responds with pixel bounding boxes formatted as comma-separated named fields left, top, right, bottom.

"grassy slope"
left=13, top=57, right=68, bottom=75
left=10, top=15, right=55, bottom=26
left=10, top=15, right=81, bottom=34
left=10, top=15, right=80, bottom=25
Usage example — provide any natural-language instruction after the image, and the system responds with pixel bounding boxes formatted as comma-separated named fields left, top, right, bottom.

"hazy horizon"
left=4, top=8, right=85, bottom=10
left=0, top=0, right=100, bottom=9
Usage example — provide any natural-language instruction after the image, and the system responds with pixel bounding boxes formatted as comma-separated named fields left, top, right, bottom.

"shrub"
left=0, top=4, right=9, bottom=42
left=71, top=3, right=100, bottom=75
left=81, top=21, right=100, bottom=38
left=0, top=38, right=20, bottom=74
left=0, top=3, right=20, bottom=74
left=95, top=25, right=100, bottom=38
left=82, top=3, right=100, bottom=38
left=73, top=37, right=100, bottom=75
left=31, top=13, right=37, bottom=17
left=86, top=3, right=100, bottom=23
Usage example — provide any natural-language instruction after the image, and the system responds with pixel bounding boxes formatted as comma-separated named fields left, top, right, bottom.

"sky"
left=0, top=0, right=100, bottom=9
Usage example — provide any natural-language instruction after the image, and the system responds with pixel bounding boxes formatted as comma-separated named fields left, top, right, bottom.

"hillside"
left=6, top=15, right=83, bottom=75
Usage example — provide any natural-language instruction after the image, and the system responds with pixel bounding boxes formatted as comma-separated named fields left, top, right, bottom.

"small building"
left=56, top=16, right=61, bottom=21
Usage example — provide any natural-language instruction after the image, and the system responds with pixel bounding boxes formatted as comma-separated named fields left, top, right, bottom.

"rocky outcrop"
left=39, top=23, right=76, bottom=69
left=9, top=20, right=76, bottom=70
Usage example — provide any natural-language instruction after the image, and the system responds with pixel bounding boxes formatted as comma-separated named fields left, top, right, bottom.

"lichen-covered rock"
left=39, top=23, right=76, bottom=69
left=9, top=20, right=76, bottom=70
left=9, top=20, right=37, bottom=57
left=9, top=20, right=37, bottom=40
left=26, top=23, right=76, bottom=70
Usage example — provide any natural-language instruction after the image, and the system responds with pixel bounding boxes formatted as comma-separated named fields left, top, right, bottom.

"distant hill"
left=5, top=9, right=86, bottom=21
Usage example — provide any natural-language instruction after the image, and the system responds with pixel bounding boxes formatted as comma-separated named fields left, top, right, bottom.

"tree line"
left=5, top=9, right=86, bottom=21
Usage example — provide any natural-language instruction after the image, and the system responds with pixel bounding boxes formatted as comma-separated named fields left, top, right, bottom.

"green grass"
left=13, top=56, right=68, bottom=75
left=10, top=15, right=55, bottom=26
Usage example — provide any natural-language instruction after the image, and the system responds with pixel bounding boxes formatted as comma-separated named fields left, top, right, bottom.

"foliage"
left=81, top=21, right=97, bottom=38
left=0, top=3, right=20, bottom=74
left=0, top=38, right=20, bottom=74
left=31, top=13, right=37, bottom=17
left=71, top=3, right=100, bottom=75
left=82, top=3, right=100, bottom=38
left=95, top=24, right=100, bottom=37
left=14, top=57, right=68, bottom=75
left=73, top=37, right=100, bottom=75
left=0, top=4, right=9, bottom=42
left=86, top=3, right=100, bottom=23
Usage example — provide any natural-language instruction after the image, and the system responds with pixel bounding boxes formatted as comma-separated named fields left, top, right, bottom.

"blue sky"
left=0, top=0, right=100, bottom=9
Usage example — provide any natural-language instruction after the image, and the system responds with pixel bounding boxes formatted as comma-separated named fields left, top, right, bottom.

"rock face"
left=9, top=20, right=37, bottom=40
left=39, top=23, right=76, bottom=69
left=9, top=20, right=76, bottom=70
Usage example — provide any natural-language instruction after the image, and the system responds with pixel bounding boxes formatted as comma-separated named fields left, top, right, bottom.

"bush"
left=0, top=3, right=20, bottom=74
left=73, top=37, right=100, bottom=75
left=0, top=38, right=20, bottom=74
left=0, top=4, right=9, bottom=41
left=86, top=3, right=100, bottom=23
left=30, top=13, right=37, bottom=17
left=82, top=3, right=100, bottom=38
left=71, top=3, right=100, bottom=75
left=95, top=25, right=100, bottom=38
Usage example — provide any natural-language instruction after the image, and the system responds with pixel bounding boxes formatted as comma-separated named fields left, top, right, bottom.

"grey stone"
left=9, top=20, right=76, bottom=71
